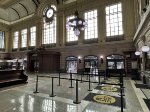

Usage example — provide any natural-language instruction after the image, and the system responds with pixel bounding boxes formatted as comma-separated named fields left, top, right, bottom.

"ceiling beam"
left=32, top=0, right=38, bottom=8
left=19, top=3, right=29, bottom=15
left=11, top=7, right=20, bottom=19
left=56, top=0, right=64, bottom=4
left=36, top=0, right=40, bottom=4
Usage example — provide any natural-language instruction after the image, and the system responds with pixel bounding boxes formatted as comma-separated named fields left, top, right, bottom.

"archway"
left=66, top=56, right=78, bottom=73
left=84, top=55, right=98, bottom=75
left=107, top=54, right=125, bottom=69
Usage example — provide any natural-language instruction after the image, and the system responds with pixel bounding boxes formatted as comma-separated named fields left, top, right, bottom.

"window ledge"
left=106, top=35, right=124, bottom=42
left=65, top=41, right=78, bottom=46
left=20, top=47, right=27, bottom=51
left=0, top=49, right=5, bottom=51
left=12, top=49, right=18, bottom=52
left=83, top=38, right=98, bottom=44
left=42, top=43, right=56, bottom=48
left=28, top=46, right=35, bottom=50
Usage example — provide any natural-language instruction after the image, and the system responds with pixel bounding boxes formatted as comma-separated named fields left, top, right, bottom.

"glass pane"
left=105, top=3, right=123, bottom=37
left=84, top=9, right=98, bottom=40
left=117, top=62, right=124, bottom=69
left=108, top=62, right=115, bottom=69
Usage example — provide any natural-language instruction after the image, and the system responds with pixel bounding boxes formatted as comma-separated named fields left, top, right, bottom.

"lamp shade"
left=135, top=51, right=140, bottom=55
left=141, top=45, right=150, bottom=52
left=74, top=29, right=80, bottom=36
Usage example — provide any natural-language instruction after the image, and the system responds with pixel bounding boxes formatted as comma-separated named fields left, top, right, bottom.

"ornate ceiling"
left=0, top=0, right=42, bottom=23
left=0, top=0, right=76, bottom=24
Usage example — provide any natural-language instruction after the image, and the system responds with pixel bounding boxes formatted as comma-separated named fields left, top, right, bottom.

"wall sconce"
left=135, top=51, right=140, bottom=56
left=100, top=55, right=104, bottom=63
left=78, top=56, right=81, bottom=63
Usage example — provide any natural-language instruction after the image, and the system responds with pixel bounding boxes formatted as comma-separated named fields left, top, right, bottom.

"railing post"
left=98, top=72, right=101, bottom=85
left=120, top=73, right=124, bottom=88
left=120, top=83, right=124, bottom=112
left=57, top=72, right=61, bottom=86
left=73, top=79, right=81, bottom=104
left=69, top=72, right=74, bottom=88
left=88, top=74, right=92, bottom=91
left=33, top=75, right=39, bottom=93
left=80, top=71, right=83, bottom=83
left=50, top=77, right=56, bottom=97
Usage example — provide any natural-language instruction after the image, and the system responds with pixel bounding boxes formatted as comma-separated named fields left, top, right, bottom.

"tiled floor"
left=0, top=73, right=149, bottom=112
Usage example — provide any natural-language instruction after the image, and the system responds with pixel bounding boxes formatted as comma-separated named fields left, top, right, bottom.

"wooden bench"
left=0, top=69, right=28, bottom=87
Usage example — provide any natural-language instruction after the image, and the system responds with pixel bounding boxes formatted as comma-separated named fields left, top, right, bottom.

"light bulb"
left=81, top=27, right=84, bottom=30
left=83, top=22, right=87, bottom=25
left=73, top=20, right=76, bottom=25
left=66, top=24, right=69, bottom=29
left=78, top=20, right=82, bottom=24
left=68, top=22, right=72, bottom=25
left=74, top=29, right=80, bottom=36
left=135, top=51, right=140, bottom=55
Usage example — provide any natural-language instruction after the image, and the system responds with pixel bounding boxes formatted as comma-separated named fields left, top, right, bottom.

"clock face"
left=46, top=8, right=54, bottom=18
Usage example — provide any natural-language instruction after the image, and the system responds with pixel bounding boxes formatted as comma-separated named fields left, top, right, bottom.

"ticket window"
left=107, top=54, right=125, bottom=70
left=66, top=56, right=77, bottom=73
left=84, top=55, right=98, bottom=75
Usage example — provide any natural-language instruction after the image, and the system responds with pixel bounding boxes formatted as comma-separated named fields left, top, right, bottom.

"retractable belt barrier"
left=33, top=72, right=124, bottom=112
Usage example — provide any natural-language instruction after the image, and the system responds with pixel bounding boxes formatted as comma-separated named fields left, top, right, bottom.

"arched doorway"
left=84, top=55, right=98, bottom=75
left=107, top=54, right=125, bottom=69
left=106, top=54, right=125, bottom=75
left=66, top=56, right=77, bottom=73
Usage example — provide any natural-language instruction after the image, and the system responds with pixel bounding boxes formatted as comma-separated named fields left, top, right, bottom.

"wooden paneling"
left=27, top=50, right=60, bottom=73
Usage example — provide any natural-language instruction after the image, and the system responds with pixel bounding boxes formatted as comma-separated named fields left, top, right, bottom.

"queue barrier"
left=33, top=72, right=124, bottom=112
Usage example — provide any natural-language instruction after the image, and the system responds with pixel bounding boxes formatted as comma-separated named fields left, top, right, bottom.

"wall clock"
left=45, top=6, right=55, bottom=23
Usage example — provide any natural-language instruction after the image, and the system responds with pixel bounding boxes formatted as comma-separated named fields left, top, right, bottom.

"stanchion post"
left=88, top=74, right=92, bottom=91
left=120, top=73, right=125, bottom=88
left=69, top=73, right=74, bottom=88
left=33, top=75, right=39, bottom=93
left=120, top=83, right=124, bottom=112
left=73, top=79, right=81, bottom=104
left=80, top=71, right=83, bottom=83
left=57, top=72, right=61, bottom=86
left=50, top=77, right=56, bottom=97
left=98, top=72, right=101, bottom=85
left=87, top=73, right=88, bottom=80
left=104, top=71, right=107, bottom=80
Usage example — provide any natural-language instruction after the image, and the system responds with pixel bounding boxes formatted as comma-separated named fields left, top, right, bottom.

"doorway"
left=66, top=56, right=77, bottom=73
left=84, top=55, right=98, bottom=75
left=30, top=60, right=39, bottom=72
left=107, top=54, right=125, bottom=69
left=106, top=54, right=125, bottom=76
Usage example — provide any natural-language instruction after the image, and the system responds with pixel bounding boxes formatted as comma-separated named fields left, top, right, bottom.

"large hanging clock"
left=44, top=6, right=55, bottom=23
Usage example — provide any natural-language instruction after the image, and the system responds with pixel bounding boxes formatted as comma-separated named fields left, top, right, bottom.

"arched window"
left=42, top=5, right=57, bottom=45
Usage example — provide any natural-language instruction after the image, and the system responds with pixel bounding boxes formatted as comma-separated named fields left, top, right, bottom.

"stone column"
left=5, top=30, right=11, bottom=53
left=57, top=11, right=64, bottom=47
left=27, top=26, right=30, bottom=49
left=99, top=5, right=105, bottom=43
left=37, top=20, right=43, bottom=48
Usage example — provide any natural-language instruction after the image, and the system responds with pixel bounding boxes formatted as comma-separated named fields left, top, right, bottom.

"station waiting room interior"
left=0, top=0, right=150, bottom=112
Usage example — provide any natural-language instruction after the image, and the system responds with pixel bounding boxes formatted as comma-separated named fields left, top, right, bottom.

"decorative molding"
left=18, top=3, right=29, bottom=15
left=11, top=7, right=20, bottom=19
